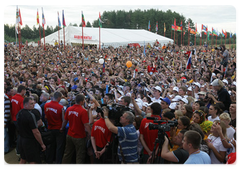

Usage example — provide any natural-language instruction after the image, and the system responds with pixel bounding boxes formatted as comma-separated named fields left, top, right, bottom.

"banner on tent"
left=74, top=35, right=92, bottom=40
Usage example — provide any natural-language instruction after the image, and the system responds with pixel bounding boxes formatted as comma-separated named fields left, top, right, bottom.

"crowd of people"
left=4, top=40, right=236, bottom=164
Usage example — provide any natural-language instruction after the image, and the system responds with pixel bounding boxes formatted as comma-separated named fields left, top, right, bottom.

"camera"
left=96, top=104, right=134, bottom=126
left=140, top=82, right=147, bottom=87
left=148, top=119, right=178, bottom=132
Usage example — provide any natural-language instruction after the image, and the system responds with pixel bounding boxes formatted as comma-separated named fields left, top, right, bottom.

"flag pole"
left=39, top=25, right=41, bottom=47
left=99, top=25, right=101, bottom=50
left=18, top=25, right=21, bottom=54
left=82, top=12, right=84, bottom=51
left=63, top=26, right=65, bottom=50
left=43, top=26, right=46, bottom=50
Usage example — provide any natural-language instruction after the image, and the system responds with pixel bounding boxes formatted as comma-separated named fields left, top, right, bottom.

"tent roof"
left=42, top=26, right=173, bottom=47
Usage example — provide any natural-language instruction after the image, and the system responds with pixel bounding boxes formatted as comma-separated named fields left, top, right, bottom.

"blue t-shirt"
left=117, top=124, right=138, bottom=163
left=184, top=151, right=211, bottom=164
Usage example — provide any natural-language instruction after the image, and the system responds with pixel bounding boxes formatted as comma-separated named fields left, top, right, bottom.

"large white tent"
left=41, top=26, right=173, bottom=48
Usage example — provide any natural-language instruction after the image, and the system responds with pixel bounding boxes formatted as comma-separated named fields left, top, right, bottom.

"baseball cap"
left=71, top=85, right=78, bottom=90
left=193, top=82, right=201, bottom=88
left=187, top=86, right=192, bottom=91
left=173, top=86, right=179, bottom=92
left=154, top=86, right=162, bottom=92
left=161, top=97, right=171, bottom=105
left=169, top=102, right=177, bottom=110
left=222, top=79, right=228, bottom=85
left=172, top=95, right=182, bottom=102
left=198, top=91, right=206, bottom=95
left=181, top=98, right=188, bottom=104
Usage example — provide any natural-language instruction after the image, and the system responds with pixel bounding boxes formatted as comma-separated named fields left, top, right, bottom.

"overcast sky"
left=3, top=1, right=238, bottom=34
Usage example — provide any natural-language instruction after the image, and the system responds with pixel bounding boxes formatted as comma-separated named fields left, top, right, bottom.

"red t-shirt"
left=139, top=115, right=161, bottom=155
left=11, top=94, right=24, bottom=121
left=91, top=118, right=112, bottom=148
left=44, top=101, right=64, bottom=130
left=147, top=65, right=157, bottom=73
left=64, top=104, right=89, bottom=138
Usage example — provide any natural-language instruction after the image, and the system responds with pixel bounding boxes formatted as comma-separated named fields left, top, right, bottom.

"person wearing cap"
left=193, top=82, right=201, bottom=99
left=160, top=97, right=171, bottom=111
left=198, top=91, right=206, bottom=99
left=148, top=86, right=162, bottom=104
left=208, top=79, right=231, bottom=112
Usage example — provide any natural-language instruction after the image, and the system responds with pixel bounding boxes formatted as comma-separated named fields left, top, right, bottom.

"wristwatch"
left=104, top=116, right=108, bottom=119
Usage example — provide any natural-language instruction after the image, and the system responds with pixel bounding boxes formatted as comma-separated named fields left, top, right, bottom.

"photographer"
left=103, top=108, right=138, bottom=163
left=161, top=129, right=189, bottom=164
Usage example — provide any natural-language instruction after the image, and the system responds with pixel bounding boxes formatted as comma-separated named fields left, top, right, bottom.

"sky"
left=2, top=1, right=238, bottom=34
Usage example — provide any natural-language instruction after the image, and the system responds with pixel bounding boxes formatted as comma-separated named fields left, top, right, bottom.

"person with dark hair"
left=161, top=129, right=189, bottom=164
left=61, top=94, right=91, bottom=163
left=139, top=102, right=162, bottom=163
left=193, top=100, right=205, bottom=111
left=119, top=96, right=131, bottom=106
left=44, top=91, right=65, bottom=163
left=183, top=130, right=211, bottom=164
left=11, top=85, right=26, bottom=155
left=181, top=104, right=193, bottom=120
left=17, top=97, right=46, bottom=164
left=208, top=104, right=221, bottom=122
left=229, top=102, right=236, bottom=128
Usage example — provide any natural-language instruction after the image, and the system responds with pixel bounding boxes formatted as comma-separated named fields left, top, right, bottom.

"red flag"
left=19, top=9, right=22, bottom=25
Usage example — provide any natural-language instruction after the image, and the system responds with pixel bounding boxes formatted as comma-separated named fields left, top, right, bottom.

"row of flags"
left=146, top=19, right=235, bottom=38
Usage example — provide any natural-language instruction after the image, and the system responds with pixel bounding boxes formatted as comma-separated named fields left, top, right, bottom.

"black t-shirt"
left=17, top=109, right=38, bottom=139
left=172, top=148, right=189, bottom=164
left=217, top=87, right=231, bottom=111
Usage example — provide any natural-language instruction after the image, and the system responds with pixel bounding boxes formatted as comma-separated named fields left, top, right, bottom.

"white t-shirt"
left=207, top=116, right=220, bottom=122
left=207, top=135, right=227, bottom=164
left=226, top=126, right=235, bottom=140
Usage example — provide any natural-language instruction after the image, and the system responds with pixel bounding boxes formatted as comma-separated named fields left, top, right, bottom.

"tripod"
left=150, top=130, right=172, bottom=164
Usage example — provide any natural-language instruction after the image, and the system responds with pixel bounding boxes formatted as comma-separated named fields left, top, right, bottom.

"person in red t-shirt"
left=61, top=94, right=91, bottom=164
left=91, top=108, right=112, bottom=163
left=139, top=102, right=162, bottom=163
left=11, top=85, right=26, bottom=155
left=44, top=91, right=65, bottom=164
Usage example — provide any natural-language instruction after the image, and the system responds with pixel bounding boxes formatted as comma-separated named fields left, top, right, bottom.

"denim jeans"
left=4, top=127, right=10, bottom=153
left=45, top=129, right=66, bottom=164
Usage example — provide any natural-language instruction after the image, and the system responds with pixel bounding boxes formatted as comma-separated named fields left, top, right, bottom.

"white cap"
left=181, top=98, right=188, bottom=104
left=173, top=86, right=179, bottom=92
left=193, top=82, right=201, bottom=88
left=198, top=91, right=206, bottom=95
left=154, top=86, right=162, bottom=92
left=169, top=102, right=177, bottom=110
left=232, top=81, right=236, bottom=86
left=187, top=86, right=192, bottom=91
left=172, top=95, right=182, bottom=102
left=222, top=79, right=228, bottom=85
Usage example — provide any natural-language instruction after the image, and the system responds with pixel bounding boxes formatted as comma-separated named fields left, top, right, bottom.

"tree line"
left=4, top=8, right=235, bottom=47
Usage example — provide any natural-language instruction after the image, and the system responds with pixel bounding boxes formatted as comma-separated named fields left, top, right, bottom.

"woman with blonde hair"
left=206, top=120, right=227, bottom=164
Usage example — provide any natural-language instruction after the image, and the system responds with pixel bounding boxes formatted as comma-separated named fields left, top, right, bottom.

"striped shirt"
left=117, top=124, right=138, bottom=163
left=4, top=94, right=11, bottom=126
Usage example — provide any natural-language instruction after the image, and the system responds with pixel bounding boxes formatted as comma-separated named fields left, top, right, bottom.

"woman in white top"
left=206, top=120, right=227, bottom=164
left=208, top=104, right=221, bottom=122
left=219, top=112, right=236, bottom=140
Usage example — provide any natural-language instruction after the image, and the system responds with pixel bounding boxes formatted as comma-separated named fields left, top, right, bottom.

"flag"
left=19, top=9, right=22, bottom=25
left=156, top=21, right=158, bottom=32
left=16, top=6, right=20, bottom=25
left=171, top=24, right=176, bottom=30
left=207, top=31, right=211, bottom=40
left=81, top=11, right=86, bottom=27
left=42, top=7, right=46, bottom=27
left=195, top=23, right=197, bottom=32
left=186, top=51, right=192, bottom=69
left=230, top=31, right=232, bottom=38
left=58, top=12, right=61, bottom=27
left=62, top=10, right=66, bottom=27
left=190, top=28, right=196, bottom=34
left=99, top=12, right=103, bottom=28
left=212, top=28, right=218, bottom=36
left=180, top=20, right=183, bottom=31
left=202, top=24, right=207, bottom=32
left=176, top=26, right=182, bottom=32
left=164, top=23, right=166, bottom=33
left=37, top=9, right=39, bottom=25
left=224, top=30, right=227, bottom=38
left=148, top=20, right=151, bottom=31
